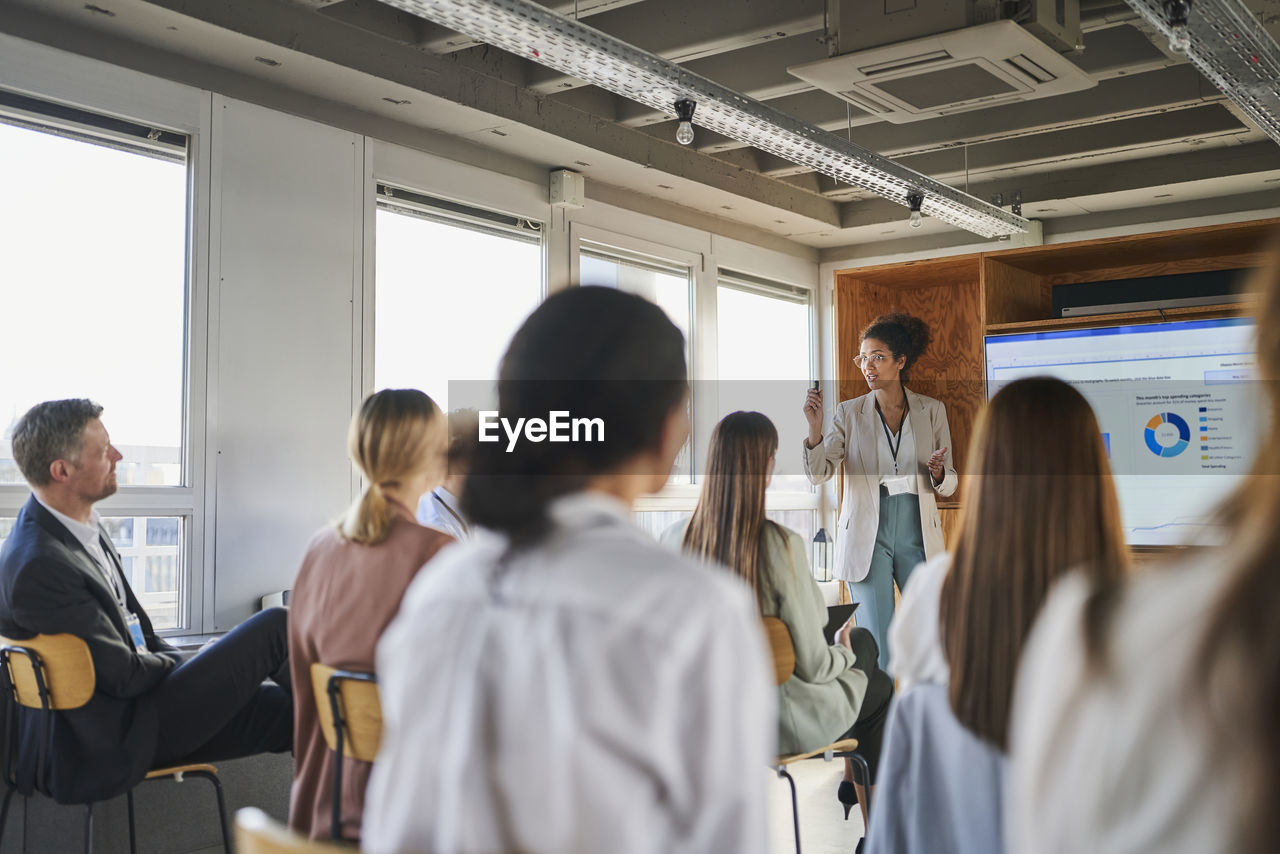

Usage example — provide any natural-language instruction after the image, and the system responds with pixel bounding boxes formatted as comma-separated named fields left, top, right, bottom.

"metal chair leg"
left=776, top=767, right=802, bottom=854
left=848, top=753, right=872, bottom=813
left=126, top=787, right=137, bottom=854
left=187, top=771, right=232, bottom=854
left=83, top=802, right=93, bottom=854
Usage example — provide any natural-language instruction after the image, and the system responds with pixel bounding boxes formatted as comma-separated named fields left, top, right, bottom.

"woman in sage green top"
left=663, top=411, right=893, bottom=825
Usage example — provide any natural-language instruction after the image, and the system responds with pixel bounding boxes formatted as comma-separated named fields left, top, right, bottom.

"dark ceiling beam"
left=520, top=0, right=825, bottom=94
left=836, top=137, right=1280, bottom=228
left=890, top=104, right=1249, bottom=179
left=608, top=31, right=830, bottom=126
left=683, top=63, right=1226, bottom=159
left=134, top=0, right=843, bottom=224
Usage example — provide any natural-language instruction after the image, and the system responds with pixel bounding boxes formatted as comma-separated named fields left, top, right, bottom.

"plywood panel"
left=1042, top=253, right=1265, bottom=286
left=895, top=282, right=984, bottom=479
left=939, top=506, right=963, bottom=550
left=983, top=258, right=1047, bottom=325
left=833, top=253, right=982, bottom=289
left=991, top=218, right=1280, bottom=276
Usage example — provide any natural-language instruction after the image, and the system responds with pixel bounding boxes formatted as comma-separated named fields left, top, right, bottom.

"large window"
left=374, top=185, right=543, bottom=408
left=0, top=98, right=192, bottom=629
left=580, top=241, right=696, bottom=482
left=716, top=271, right=814, bottom=492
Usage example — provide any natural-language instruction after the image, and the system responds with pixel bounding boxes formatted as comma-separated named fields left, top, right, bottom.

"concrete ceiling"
left=1, top=0, right=1277, bottom=252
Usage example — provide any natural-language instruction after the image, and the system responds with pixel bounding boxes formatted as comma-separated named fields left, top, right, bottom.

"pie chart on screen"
left=1144, top=412, right=1190, bottom=457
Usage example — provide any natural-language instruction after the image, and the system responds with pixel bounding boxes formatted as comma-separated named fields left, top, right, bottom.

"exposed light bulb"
left=673, top=98, right=697, bottom=146
left=1163, top=0, right=1192, bottom=53
left=906, top=191, right=924, bottom=229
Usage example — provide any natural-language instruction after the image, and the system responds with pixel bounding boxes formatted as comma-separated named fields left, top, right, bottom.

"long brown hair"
left=1189, top=238, right=1280, bottom=854
left=340, top=389, right=444, bottom=545
left=940, top=377, right=1128, bottom=749
left=682, top=411, right=781, bottom=607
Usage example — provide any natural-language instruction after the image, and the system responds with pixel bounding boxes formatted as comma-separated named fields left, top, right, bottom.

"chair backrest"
left=762, top=617, right=795, bottom=687
left=309, top=664, right=382, bottom=762
left=0, top=633, right=96, bottom=710
left=235, top=807, right=354, bottom=853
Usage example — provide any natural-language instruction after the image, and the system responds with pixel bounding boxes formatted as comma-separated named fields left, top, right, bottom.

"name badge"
left=126, top=614, right=147, bottom=652
left=882, top=475, right=913, bottom=496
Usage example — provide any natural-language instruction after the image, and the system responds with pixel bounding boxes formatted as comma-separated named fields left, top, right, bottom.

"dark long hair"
left=940, top=377, right=1128, bottom=749
left=860, top=313, right=931, bottom=384
left=682, top=411, right=780, bottom=608
left=1185, top=237, right=1280, bottom=854
left=461, top=286, right=687, bottom=546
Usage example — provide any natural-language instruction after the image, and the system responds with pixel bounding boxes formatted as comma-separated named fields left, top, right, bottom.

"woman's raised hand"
left=804, top=388, right=824, bottom=446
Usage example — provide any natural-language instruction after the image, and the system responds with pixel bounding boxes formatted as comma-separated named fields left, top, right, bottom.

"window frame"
left=0, top=36, right=212, bottom=634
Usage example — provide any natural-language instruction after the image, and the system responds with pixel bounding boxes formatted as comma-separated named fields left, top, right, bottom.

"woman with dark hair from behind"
left=1007, top=236, right=1280, bottom=854
left=288, top=388, right=452, bottom=841
left=362, top=287, right=775, bottom=854
left=802, top=313, right=958, bottom=672
left=665, top=411, right=893, bottom=832
left=864, top=377, right=1128, bottom=854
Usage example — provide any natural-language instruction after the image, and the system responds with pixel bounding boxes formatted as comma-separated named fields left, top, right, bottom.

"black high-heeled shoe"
left=837, top=780, right=858, bottom=819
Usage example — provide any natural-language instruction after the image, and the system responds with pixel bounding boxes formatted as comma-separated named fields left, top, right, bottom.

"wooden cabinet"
left=833, top=216, right=1280, bottom=517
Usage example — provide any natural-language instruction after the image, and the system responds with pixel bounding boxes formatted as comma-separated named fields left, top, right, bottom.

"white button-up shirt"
left=876, top=406, right=918, bottom=494
left=1007, top=555, right=1237, bottom=854
left=417, top=486, right=470, bottom=541
left=364, top=490, right=776, bottom=854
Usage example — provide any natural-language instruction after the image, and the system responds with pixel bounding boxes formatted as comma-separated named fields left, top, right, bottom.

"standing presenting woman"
left=803, top=313, right=957, bottom=668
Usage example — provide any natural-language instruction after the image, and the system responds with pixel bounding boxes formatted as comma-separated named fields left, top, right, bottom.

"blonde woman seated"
left=865, top=376, right=1128, bottom=854
left=287, top=389, right=452, bottom=841
left=663, top=411, right=893, bottom=826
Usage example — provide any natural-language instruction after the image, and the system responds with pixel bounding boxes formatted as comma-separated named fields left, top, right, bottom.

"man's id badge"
left=126, top=614, right=147, bottom=652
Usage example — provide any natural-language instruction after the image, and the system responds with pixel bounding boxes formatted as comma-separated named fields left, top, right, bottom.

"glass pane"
left=0, top=122, right=187, bottom=487
left=110, top=515, right=184, bottom=630
left=717, top=284, right=812, bottom=489
left=375, top=208, right=542, bottom=409
left=0, top=514, right=182, bottom=629
left=581, top=249, right=694, bottom=482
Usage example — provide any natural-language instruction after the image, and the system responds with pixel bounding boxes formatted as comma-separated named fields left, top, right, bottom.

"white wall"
left=206, top=97, right=364, bottom=630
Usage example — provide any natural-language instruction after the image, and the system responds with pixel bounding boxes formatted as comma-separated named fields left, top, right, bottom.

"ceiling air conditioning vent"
left=788, top=21, right=1094, bottom=124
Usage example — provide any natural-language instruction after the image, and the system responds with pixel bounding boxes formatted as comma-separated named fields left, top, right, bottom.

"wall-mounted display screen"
left=985, top=317, right=1260, bottom=546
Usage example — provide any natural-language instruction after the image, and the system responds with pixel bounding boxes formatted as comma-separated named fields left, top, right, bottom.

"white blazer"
left=803, top=388, right=957, bottom=583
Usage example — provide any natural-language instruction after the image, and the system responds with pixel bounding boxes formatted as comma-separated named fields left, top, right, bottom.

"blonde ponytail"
left=338, top=389, right=443, bottom=546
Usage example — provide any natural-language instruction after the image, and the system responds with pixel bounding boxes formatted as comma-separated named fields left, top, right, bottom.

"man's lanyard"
left=433, top=492, right=470, bottom=535
left=875, top=400, right=907, bottom=475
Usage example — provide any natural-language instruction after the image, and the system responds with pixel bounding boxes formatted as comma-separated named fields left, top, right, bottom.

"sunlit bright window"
left=717, top=273, right=813, bottom=490
left=0, top=107, right=190, bottom=629
left=374, top=187, right=543, bottom=410
left=581, top=243, right=694, bottom=481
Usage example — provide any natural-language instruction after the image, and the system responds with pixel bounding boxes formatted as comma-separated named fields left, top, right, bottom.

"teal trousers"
left=847, top=488, right=926, bottom=670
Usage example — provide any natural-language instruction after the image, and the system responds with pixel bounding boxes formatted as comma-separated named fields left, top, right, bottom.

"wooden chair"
left=0, top=633, right=231, bottom=854
left=235, top=807, right=355, bottom=853
left=763, top=617, right=872, bottom=854
left=309, top=663, right=381, bottom=841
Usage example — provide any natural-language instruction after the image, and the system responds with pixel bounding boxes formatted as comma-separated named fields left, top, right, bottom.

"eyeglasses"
left=853, top=354, right=888, bottom=368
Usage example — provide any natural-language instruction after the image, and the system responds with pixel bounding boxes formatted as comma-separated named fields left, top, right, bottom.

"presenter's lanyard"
left=875, top=400, right=906, bottom=475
